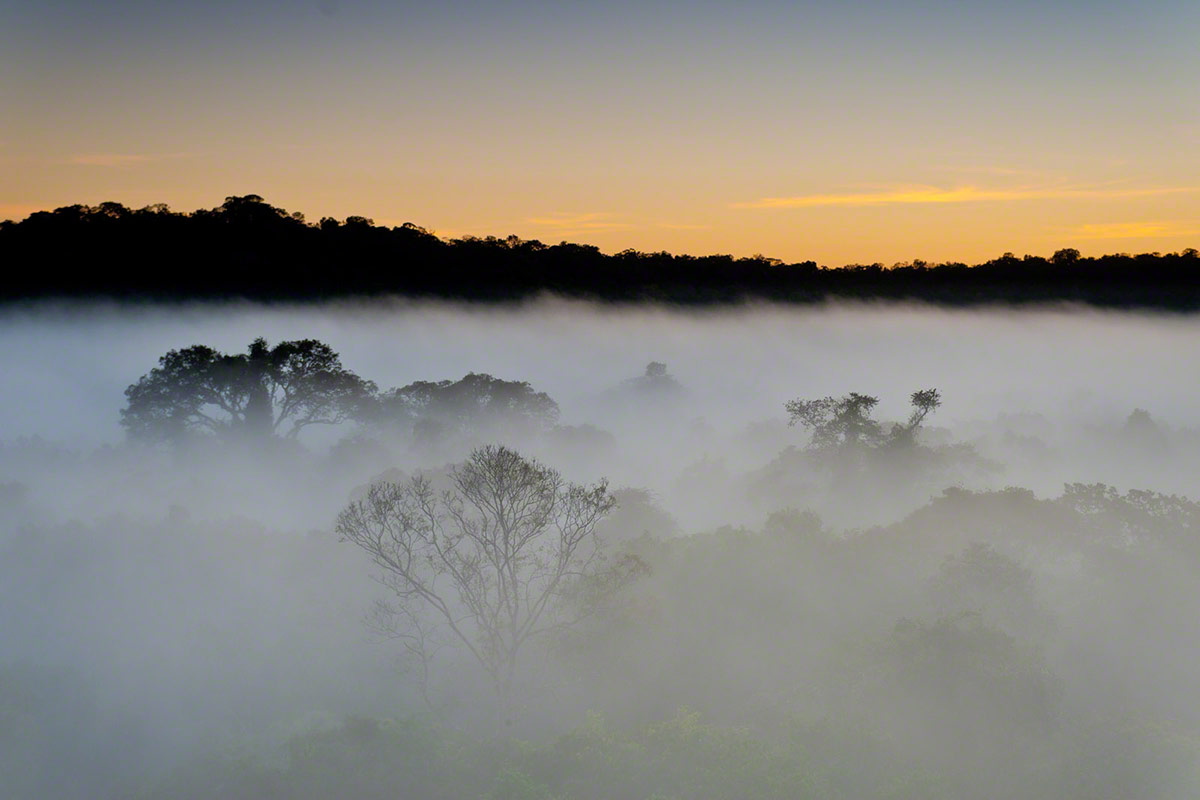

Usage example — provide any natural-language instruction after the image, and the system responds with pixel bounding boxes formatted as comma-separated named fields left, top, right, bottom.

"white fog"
left=3, top=299, right=1200, bottom=799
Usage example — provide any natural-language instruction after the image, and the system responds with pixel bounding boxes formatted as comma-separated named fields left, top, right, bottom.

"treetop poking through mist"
left=786, top=388, right=942, bottom=451
left=122, top=337, right=564, bottom=447
left=3, top=196, right=1199, bottom=308
left=373, top=373, right=560, bottom=441
left=122, top=337, right=376, bottom=443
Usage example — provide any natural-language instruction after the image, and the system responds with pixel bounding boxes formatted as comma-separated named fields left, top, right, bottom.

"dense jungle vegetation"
left=3, top=195, right=1198, bottom=307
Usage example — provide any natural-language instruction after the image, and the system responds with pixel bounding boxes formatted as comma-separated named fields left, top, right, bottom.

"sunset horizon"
left=5, top=1, right=1197, bottom=266
left=6, top=190, right=1199, bottom=267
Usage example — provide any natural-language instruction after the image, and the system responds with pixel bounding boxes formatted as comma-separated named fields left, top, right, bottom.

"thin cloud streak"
left=526, top=213, right=632, bottom=232
left=1066, top=221, right=1200, bottom=239
left=526, top=214, right=706, bottom=233
left=734, top=185, right=1200, bottom=209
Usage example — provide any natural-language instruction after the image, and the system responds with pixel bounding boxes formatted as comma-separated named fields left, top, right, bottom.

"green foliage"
left=281, top=716, right=485, bottom=800
left=147, top=708, right=1001, bottom=800
left=141, top=716, right=491, bottom=800
left=50, top=478, right=1200, bottom=800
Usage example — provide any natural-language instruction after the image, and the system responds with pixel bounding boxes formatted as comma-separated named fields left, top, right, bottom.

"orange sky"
left=3, top=1, right=1198, bottom=265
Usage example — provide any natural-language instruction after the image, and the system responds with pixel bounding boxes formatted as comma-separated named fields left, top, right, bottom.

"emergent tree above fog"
left=121, top=338, right=376, bottom=442
left=785, top=388, right=941, bottom=451
left=372, top=372, right=560, bottom=442
left=336, top=445, right=633, bottom=705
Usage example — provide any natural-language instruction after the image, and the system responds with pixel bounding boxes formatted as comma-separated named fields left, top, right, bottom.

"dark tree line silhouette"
left=121, top=338, right=376, bottom=442
left=122, top=337, right=563, bottom=446
left=3, top=195, right=1198, bottom=307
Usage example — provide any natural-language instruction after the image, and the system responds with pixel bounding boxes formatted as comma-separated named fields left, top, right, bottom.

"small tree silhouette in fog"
left=785, top=388, right=941, bottom=451
left=890, top=388, right=942, bottom=445
left=614, top=361, right=684, bottom=401
left=121, top=338, right=375, bottom=443
left=336, top=445, right=636, bottom=706
left=786, top=392, right=884, bottom=449
left=372, top=373, right=559, bottom=443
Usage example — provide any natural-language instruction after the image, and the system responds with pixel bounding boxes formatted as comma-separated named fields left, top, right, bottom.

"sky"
left=2, top=0, right=1198, bottom=265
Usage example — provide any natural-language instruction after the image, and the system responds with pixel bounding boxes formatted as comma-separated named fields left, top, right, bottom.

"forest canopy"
left=3, top=195, right=1199, bottom=307
left=121, top=338, right=563, bottom=447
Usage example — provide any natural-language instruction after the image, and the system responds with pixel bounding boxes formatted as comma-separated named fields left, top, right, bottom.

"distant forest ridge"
left=4, top=194, right=1199, bottom=308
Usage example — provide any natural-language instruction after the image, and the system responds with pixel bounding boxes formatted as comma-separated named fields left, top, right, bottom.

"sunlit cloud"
left=733, top=184, right=1200, bottom=209
left=525, top=213, right=632, bottom=232
left=1065, top=221, right=1200, bottom=239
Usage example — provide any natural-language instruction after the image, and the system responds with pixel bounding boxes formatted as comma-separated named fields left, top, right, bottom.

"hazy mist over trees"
left=6, top=299, right=1200, bottom=798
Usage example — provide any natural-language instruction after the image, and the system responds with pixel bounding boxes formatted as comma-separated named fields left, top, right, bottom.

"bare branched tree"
left=336, top=445, right=620, bottom=704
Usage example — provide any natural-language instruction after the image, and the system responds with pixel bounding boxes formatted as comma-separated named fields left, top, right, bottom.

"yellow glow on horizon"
left=735, top=185, right=1200, bottom=209
left=1067, top=221, right=1200, bottom=239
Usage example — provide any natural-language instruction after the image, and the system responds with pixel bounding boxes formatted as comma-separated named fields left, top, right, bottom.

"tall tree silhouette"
left=122, top=338, right=375, bottom=443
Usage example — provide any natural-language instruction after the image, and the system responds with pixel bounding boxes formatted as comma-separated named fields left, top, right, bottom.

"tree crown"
left=121, top=337, right=375, bottom=443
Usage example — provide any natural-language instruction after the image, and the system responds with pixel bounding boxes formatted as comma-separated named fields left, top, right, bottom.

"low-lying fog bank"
left=3, top=298, right=1200, bottom=799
